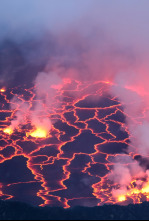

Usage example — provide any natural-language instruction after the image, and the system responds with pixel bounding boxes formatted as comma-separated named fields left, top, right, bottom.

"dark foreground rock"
left=0, top=200, right=149, bottom=220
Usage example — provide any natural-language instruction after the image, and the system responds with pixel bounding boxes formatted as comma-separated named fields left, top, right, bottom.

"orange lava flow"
left=0, top=80, right=148, bottom=207
left=27, top=128, right=48, bottom=138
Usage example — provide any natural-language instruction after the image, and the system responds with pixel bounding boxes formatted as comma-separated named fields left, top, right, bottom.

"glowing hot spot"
left=3, top=128, right=13, bottom=135
left=118, top=195, right=126, bottom=202
left=142, top=184, right=149, bottom=194
left=28, top=128, right=48, bottom=138
left=114, top=181, right=149, bottom=204
left=0, top=88, right=6, bottom=93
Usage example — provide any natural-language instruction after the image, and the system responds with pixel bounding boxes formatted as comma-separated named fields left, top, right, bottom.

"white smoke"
left=30, top=70, right=62, bottom=134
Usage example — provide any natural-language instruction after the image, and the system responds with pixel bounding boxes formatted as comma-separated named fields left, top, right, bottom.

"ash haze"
left=1, top=0, right=149, bottom=207
left=0, top=0, right=149, bottom=76
left=0, top=0, right=149, bottom=50
left=0, top=0, right=149, bottom=84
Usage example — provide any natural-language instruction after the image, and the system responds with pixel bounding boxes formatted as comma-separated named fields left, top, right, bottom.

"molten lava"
left=116, top=181, right=149, bottom=203
left=3, top=127, right=13, bottom=135
left=118, top=195, right=126, bottom=202
left=0, top=88, right=6, bottom=93
left=28, top=128, right=48, bottom=138
left=0, top=79, right=149, bottom=208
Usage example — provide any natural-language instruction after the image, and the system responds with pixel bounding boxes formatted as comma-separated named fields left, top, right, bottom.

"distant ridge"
left=0, top=200, right=149, bottom=220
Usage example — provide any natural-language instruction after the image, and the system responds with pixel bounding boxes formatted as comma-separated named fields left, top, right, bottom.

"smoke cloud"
left=1, top=0, right=148, bottom=85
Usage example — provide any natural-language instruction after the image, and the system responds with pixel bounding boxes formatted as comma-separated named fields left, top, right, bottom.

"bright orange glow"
left=0, top=88, right=6, bottom=93
left=118, top=195, right=126, bottom=202
left=28, top=128, right=48, bottom=138
left=115, top=182, right=149, bottom=203
left=142, top=183, right=149, bottom=194
left=3, top=127, right=13, bottom=135
left=129, top=189, right=140, bottom=195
